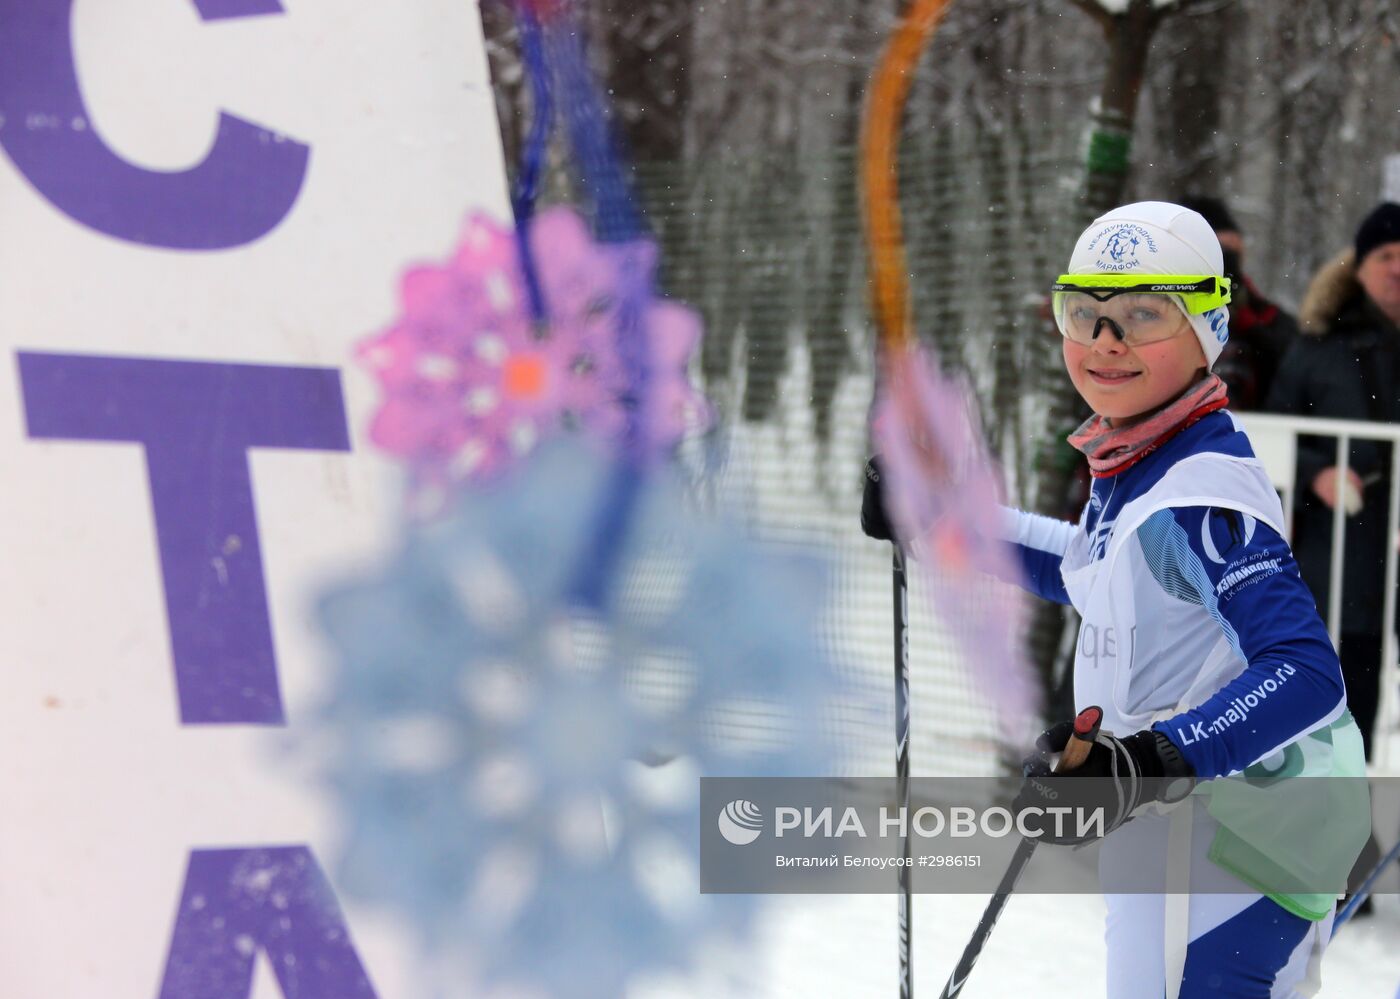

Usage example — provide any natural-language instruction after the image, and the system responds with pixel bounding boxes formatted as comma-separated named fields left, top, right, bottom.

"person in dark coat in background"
left=1267, top=202, right=1400, bottom=909
left=1179, top=196, right=1299, bottom=410
left=1267, top=202, right=1400, bottom=761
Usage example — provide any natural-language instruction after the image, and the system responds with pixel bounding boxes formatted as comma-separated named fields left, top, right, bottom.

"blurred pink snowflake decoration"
left=873, top=342, right=1039, bottom=740
left=358, top=206, right=707, bottom=504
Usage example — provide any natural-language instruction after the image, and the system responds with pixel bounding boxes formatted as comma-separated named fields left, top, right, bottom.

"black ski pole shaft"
left=893, top=545, right=913, bottom=999
left=938, top=838, right=1036, bottom=999
left=939, top=705, right=1103, bottom=999
left=1334, top=836, right=1400, bottom=930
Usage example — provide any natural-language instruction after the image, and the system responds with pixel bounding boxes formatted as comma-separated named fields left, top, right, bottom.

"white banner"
left=0, top=1, right=508, bottom=995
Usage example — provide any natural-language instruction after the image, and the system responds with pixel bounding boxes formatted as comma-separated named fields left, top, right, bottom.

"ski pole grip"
left=1054, top=705, right=1103, bottom=773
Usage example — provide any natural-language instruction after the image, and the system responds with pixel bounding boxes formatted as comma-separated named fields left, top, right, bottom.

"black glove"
left=860, top=456, right=895, bottom=541
left=1012, top=721, right=1196, bottom=846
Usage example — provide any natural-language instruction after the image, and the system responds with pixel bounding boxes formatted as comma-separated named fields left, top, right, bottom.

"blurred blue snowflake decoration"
left=314, top=443, right=853, bottom=997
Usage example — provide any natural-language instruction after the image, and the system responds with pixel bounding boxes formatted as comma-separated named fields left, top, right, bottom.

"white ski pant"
left=1099, top=799, right=1332, bottom=998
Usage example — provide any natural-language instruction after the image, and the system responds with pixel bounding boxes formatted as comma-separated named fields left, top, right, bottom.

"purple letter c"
left=0, top=0, right=309, bottom=250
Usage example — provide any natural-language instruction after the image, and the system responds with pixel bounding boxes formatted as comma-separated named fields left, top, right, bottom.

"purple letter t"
left=18, top=352, right=351, bottom=725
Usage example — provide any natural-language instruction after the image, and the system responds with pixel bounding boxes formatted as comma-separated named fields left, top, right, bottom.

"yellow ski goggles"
left=1051, top=274, right=1231, bottom=347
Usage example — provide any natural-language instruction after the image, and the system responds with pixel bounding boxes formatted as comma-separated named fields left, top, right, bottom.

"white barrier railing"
left=1238, top=412, right=1400, bottom=772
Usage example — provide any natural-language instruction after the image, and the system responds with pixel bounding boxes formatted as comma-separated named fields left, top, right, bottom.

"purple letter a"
left=159, top=847, right=379, bottom=999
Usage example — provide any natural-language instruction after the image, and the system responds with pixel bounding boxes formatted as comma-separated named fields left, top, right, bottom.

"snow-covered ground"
left=761, top=892, right=1400, bottom=998
left=642, top=890, right=1400, bottom=997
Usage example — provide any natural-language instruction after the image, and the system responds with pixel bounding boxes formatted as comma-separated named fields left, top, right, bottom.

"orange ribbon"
left=860, top=0, right=955, bottom=357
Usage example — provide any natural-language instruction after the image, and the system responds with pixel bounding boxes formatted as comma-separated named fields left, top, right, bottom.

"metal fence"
left=1241, top=412, right=1400, bottom=771
left=631, top=132, right=1085, bottom=780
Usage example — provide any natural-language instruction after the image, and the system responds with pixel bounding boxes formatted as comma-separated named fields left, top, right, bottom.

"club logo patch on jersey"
left=1084, top=487, right=1107, bottom=539
left=1089, top=517, right=1116, bottom=562
left=1085, top=222, right=1159, bottom=272
left=1201, top=508, right=1256, bottom=564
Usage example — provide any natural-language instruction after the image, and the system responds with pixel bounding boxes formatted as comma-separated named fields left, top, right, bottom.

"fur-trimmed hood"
left=1298, top=249, right=1360, bottom=335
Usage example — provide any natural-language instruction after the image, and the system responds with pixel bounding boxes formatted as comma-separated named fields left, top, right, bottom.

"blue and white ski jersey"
left=1001, top=410, right=1347, bottom=782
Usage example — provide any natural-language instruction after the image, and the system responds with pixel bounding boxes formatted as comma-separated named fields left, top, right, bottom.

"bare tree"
left=1147, top=1, right=1244, bottom=196
left=1022, top=0, right=1234, bottom=691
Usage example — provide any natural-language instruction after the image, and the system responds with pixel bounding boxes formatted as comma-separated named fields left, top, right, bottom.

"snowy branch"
left=756, top=39, right=869, bottom=69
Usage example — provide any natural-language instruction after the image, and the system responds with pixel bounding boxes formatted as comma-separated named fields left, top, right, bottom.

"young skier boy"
left=866, top=202, right=1369, bottom=997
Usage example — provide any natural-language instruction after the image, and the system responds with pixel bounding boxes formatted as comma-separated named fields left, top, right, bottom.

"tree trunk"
left=479, top=4, right=527, bottom=182
left=1151, top=3, right=1242, bottom=196
left=1080, top=1, right=1158, bottom=215
left=590, top=1, right=694, bottom=164
left=1027, top=0, right=1168, bottom=707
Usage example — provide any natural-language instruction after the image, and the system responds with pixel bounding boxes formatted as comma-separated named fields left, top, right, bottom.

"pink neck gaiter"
left=1068, top=374, right=1229, bottom=478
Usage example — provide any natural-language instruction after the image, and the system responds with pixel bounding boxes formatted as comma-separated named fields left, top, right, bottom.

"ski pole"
left=938, top=705, right=1103, bottom=999
left=1334, top=836, right=1400, bottom=930
left=894, top=545, right=913, bottom=998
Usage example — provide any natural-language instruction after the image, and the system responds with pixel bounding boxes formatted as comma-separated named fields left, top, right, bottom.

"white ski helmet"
left=1065, top=201, right=1232, bottom=368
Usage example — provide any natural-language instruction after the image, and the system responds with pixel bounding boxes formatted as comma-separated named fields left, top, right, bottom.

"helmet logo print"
left=1208, top=307, right=1229, bottom=344
left=1087, top=221, right=1159, bottom=272
left=1104, top=229, right=1139, bottom=265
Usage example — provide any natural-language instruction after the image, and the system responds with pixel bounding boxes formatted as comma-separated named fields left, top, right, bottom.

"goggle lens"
left=1054, top=292, right=1192, bottom=347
